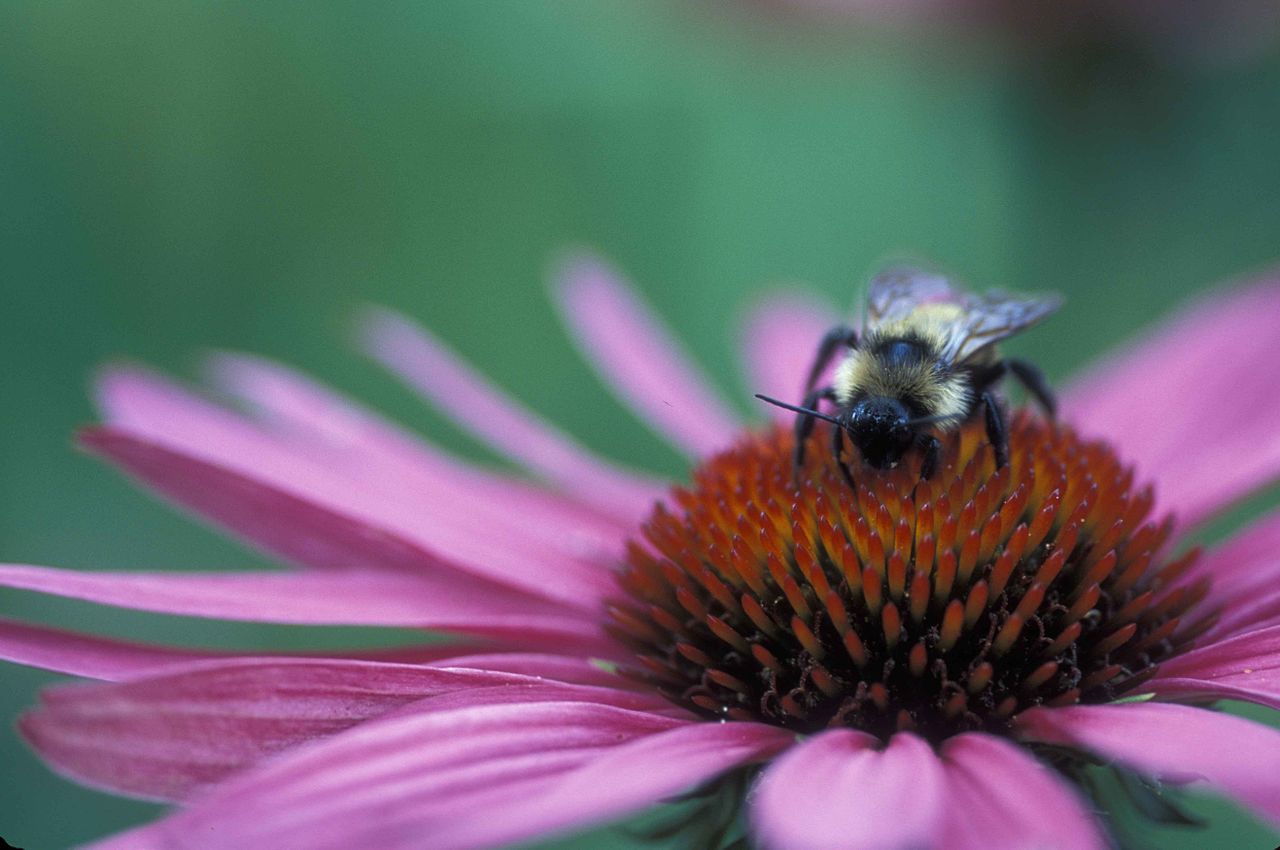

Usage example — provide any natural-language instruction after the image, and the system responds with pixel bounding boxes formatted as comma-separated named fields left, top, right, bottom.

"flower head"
left=3, top=255, right=1280, bottom=849
left=614, top=414, right=1206, bottom=742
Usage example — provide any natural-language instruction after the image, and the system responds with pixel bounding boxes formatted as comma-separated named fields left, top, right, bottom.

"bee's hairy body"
left=756, top=270, right=1061, bottom=489
left=833, top=328, right=985, bottom=425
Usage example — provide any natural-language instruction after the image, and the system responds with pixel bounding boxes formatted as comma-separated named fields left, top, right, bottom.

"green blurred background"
left=2, top=2, right=1280, bottom=847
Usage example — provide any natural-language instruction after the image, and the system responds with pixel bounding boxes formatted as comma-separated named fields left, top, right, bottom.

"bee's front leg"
left=830, top=422, right=856, bottom=491
left=793, top=386, right=837, bottom=470
left=916, top=434, right=942, bottom=480
left=804, top=325, right=858, bottom=394
left=981, top=391, right=1009, bottom=470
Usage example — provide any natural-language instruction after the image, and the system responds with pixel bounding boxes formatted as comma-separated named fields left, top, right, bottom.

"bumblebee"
left=757, top=268, right=1061, bottom=486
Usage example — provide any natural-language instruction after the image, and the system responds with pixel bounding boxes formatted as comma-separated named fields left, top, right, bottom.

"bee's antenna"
left=754, top=394, right=843, bottom=425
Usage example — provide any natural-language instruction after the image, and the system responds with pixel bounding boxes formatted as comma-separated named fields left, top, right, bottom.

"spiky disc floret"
left=609, top=412, right=1214, bottom=742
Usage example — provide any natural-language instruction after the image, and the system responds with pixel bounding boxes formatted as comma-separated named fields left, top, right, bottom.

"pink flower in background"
left=754, top=0, right=1280, bottom=66
left=3, top=254, right=1280, bottom=849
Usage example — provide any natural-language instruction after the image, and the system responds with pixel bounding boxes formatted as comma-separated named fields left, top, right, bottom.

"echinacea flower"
left=4, top=254, right=1280, bottom=849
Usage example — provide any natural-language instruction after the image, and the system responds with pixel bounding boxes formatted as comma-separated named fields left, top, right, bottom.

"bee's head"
left=848, top=396, right=914, bottom=469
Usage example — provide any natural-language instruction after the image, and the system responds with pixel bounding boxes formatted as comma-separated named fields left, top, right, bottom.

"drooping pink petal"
left=359, top=308, right=667, bottom=521
left=83, top=424, right=581, bottom=590
left=424, top=652, right=646, bottom=690
left=1180, top=510, right=1279, bottom=604
left=93, top=370, right=619, bottom=608
left=1147, top=624, right=1280, bottom=710
left=0, top=564, right=610, bottom=651
left=0, top=618, right=221, bottom=681
left=939, top=733, right=1107, bottom=850
left=740, top=290, right=839, bottom=422
left=97, top=700, right=690, bottom=849
left=1063, top=274, right=1280, bottom=528
left=19, top=659, right=561, bottom=801
left=751, top=729, right=944, bottom=850
left=1174, top=511, right=1280, bottom=640
left=348, top=679, right=680, bottom=717
left=1017, top=701, right=1280, bottom=825
left=1208, top=587, right=1280, bottom=643
left=0, top=616, right=507, bottom=681
left=432, top=721, right=795, bottom=850
left=206, top=352, right=632, bottom=561
left=552, top=253, right=743, bottom=458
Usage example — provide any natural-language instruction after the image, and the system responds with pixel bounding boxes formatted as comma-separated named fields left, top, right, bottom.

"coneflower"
left=2, top=255, right=1278, bottom=849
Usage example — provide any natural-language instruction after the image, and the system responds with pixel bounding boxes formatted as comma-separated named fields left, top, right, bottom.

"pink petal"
left=83, top=424, right=551, bottom=587
left=206, top=353, right=631, bottom=562
left=553, top=253, right=742, bottom=457
left=424, top=652, right=645, bottom=689
left=21, top=659, right=575, bottom=801
left=359, top=308, right=666, bottom=522
left=940, top=733, right=1107, bottom=850
left=1148, top=624, right=1280, bottom=710
left=0, top=564, right=609, bottom=650
left=94, top=370, right=618, bottom=608
left=751, top=730, right=944, bottom=850
left=346, top=679, right=680, bottom=717
left=433, top=721, right=795, bottom=850
left=0, top=616, right=506, bottom=681
left=1017, top=701, right=1280, bottom=825
left=0, top=617, right=220, bottom=681
left=1175, top=510, right=1280, bottom=641
left=1208, top=587, right=1280, bottom=644
left=740, top=290, right=839, bottom=422
left=1063, top=274, right=1280, bottom=528
left=85, top=825, right=164, bottom=850
left=105, top=700, right=689, bottom=849
left=1180, top=510, right=1280, bottom=605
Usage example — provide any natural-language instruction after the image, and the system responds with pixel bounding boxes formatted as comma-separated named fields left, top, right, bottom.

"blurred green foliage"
left=1, top=2, right=1279, bottom=847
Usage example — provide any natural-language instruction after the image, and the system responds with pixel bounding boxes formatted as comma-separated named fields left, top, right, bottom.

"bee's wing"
left=866, top=268, right=958, bottom=328
left=941, top=290, right=1064, bottom=365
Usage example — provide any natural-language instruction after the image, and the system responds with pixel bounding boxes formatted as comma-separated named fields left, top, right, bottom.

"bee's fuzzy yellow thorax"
left=834, top=341, right=972, bottom=423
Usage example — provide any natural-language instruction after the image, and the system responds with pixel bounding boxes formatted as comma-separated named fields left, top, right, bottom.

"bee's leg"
left=981, top=391, right=1009, bottom=470
left=916, top=433, right=942, bottom=480
left=804, top=325, right=858, bottom=394
left=793, top=386, right=837, bottom=470
left=831, top=419, right=856, bottom=490
left=1004, top=358, right=1057, bottom=419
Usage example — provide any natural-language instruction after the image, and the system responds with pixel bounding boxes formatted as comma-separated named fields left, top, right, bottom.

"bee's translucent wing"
left=867, top=269, right=1061, bottom=364
left=866, top=269, right=958, bottom=328
left=941, top=290, right=1064, bottom=365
